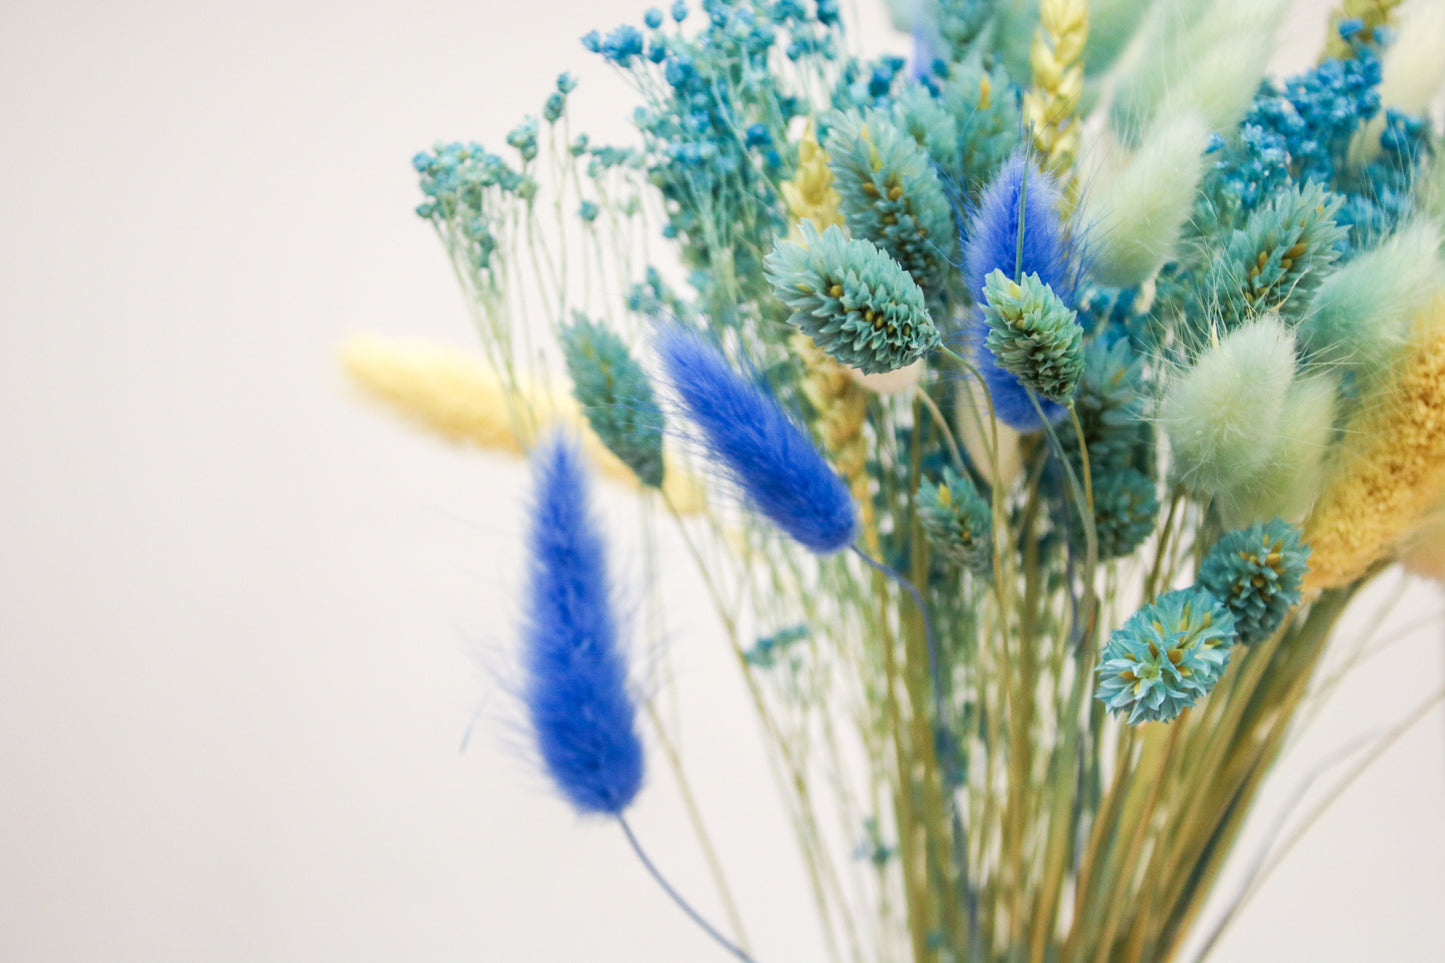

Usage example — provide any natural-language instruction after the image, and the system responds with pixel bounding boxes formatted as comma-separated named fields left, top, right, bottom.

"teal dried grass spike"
left=1201, top=181, right=1347, bottom=331
left=824, top=108, right=957, bottom=298
left=1062, top=336, right=1153, bottom=479
left=1198, top=518, right=1310, bottom=646
left=560, top=316, right=666, bottom=488
left=765, top=221, right=940, bottom=374
left=1080, top=467, right=1160, bottom=561
left=1096, top=588, right=1237, bottom=725
left=981, top=270, right=1084, bottom=403
left=893, top=63, right=1022, bottom=198
left=918, top=466, right=993, bottom=573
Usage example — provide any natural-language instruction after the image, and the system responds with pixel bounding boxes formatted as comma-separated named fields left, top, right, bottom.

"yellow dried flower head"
left=340, top=334, right=706, bottom=513
left=1304, top=294, right=1445, bottom=590
left=779, top=126, right=844, bottom=233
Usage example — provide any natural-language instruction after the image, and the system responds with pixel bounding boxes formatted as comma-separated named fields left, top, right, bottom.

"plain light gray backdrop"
left=0, top=0, right=1441, bottom=960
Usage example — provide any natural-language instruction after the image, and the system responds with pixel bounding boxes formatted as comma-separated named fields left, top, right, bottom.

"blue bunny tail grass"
left=654, top=326, right=859, bottom=555
left=964, top=152, right=1075, bottom=301
left=959, top=152, right=1083, bottom=431
left=521, top=433, right=644, bottom=815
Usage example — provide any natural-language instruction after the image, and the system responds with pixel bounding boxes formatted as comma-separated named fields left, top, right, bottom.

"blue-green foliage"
left=1198, top=518, right=1310, bottom=645
left=586, top=1, right=844, bottom=322
left=825, top=108, right=958, bottom=301
left=412, top=142, right=529, bottom=271
left=561, top=316, right=667, bottom=488
left=744, top=624, right=809, bottom=667
left=1191, top=21, right=1433, bottom=257
left=765, top=221, right=940, bottom=374
left=1096, top=588, right=1236, bottom=725
left=918, top=466, right=993, bottom=573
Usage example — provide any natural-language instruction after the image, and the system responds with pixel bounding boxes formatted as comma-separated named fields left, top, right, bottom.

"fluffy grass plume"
left=1214, top=372, right=1339, bottom=526
left=655, top=327, right=859, bottom=554
left=340, top=334, right=706, bottom=513
left=1086, top=113, right=1209, bottom=287
left=1161, top=315, right=1297, bottom=497
left=521, top=433, right=645, bottom=816
left=1351, top=2, right=1445, bottom=166
left=1305, top=292, right=1445, bottom=590
left=964, top=154, right=1076, bottom=431
left=1110, top=0, right=1287, bottom=142
left=1300, top=221, right=1444, bottom=383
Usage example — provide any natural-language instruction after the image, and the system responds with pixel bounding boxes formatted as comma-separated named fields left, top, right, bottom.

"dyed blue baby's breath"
left=656, top=327, right=858, bottom=554
left=1096, top=588, right=1236, bottom=725
left=521, top=435, right=644, bottom=815
left=963, top=154, right=1078, bottom=431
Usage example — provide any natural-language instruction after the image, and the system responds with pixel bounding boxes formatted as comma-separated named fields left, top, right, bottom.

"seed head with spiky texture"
left=824, top=108, right=957, bottom=298
left=1080, top=467, right=1160, bottom=561
left=766, top=221, right=940, bottom=374
left=561, top=316, right=666, bottom=488
left=981, top=269, right=1084, bottom=402
left=918, top=466, right=994, bottom=573
left=1096, top=588, right=1237, bottom=725
left=1200, top=181, right=1347, bottom=332
left=1198, top=519, right=1310, bottom=645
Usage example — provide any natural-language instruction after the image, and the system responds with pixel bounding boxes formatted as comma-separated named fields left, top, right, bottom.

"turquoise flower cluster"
left=1096, top=589, right=1236, bottom=725
left=980, top=270, right=1084, bottom=403
left=765, top=221, right=940, bottom=374
left=824, top=108, right=957, bottom=299
left=1198, top=519, right=1310, bottom=646
left=560, top=316, right=666, bottom=489
left=918, top=467, right=993, bottom=573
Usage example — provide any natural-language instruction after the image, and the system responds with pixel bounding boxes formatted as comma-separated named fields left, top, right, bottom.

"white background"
left=0, top=0, right=1441, bottom=960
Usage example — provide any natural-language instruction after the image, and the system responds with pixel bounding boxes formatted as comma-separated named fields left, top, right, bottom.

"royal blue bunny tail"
left=521, top=433, right=644, bottom=815
left=963, top=153, right=1079, bottom=432
left=655, top=327, right=858, bottom=555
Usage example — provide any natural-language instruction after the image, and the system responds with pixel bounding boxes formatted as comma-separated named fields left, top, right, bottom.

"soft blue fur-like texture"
left=964, top=154, right=1079, bottom=431
left=521, top=434, right=644, bottom=815
left=656, top=327, right=858, bottom=554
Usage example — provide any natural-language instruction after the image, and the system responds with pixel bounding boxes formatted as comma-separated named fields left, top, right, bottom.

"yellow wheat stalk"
left=1323, top=0, right=1403, bottom=60
left=1023, top=0, right=1089, bottom=195
left=780, top=124, right=845, bottom=234
left=340, top=334, right=706, bottom=514
left=1303, top=293, right=1445, bottom=591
